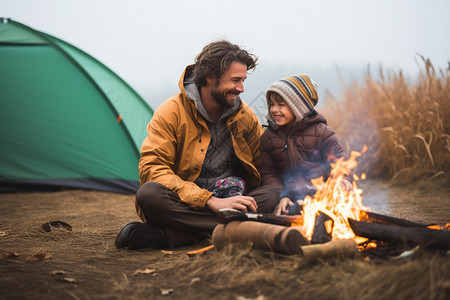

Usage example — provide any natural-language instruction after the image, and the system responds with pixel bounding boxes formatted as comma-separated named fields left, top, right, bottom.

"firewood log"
left=212, top=221, right=309, bottom=255
left=311, top=211, right=334, bottom=244
left=348, top=218, right=450, bottom=250
left=301, top=239, right=358, bottom=260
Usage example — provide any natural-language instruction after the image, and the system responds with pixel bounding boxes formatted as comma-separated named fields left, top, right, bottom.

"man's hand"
left=206, top=195, right=258, bottom=213
left=274, top=197, right=294, bottom=215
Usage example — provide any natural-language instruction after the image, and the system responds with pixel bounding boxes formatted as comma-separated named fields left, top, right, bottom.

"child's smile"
left=269, top=98, right=295, bottom=126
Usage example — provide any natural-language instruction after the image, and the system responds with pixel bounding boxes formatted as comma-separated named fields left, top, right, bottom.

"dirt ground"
left=0, top=179, right=449, bottom=300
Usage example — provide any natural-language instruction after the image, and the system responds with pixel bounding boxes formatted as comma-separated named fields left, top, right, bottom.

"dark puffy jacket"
left=260, top=113, right=346, bottom=200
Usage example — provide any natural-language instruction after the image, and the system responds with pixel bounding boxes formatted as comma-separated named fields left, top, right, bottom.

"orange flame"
left=299, top=146, right=369, bottom=243
left=427, top=223, right=450, bottom=231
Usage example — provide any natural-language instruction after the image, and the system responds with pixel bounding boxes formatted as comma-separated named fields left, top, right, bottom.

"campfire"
left=213, top=146, right=450, bottom=259
left=299, top=146, right=369, bottom=244
left=296, top=145, right=449, bottom=253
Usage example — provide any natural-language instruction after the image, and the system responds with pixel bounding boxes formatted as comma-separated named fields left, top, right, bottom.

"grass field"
left=0, top=181, right=449, bottom=300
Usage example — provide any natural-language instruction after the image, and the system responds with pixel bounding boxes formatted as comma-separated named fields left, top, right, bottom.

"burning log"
left=212, top=221, right=309, bottom=255
left=301, top=239, right=358, bottom=260
left=311, top=211, right=334, bottom=244
left=348, top=218, right=450, bottom=250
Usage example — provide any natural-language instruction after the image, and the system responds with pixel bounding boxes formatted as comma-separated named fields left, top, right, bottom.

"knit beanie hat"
left=266, top=74, right=319, bottom=126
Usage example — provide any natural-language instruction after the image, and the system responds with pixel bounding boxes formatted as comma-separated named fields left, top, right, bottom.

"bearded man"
left=115, top=40, right=279, bottom=249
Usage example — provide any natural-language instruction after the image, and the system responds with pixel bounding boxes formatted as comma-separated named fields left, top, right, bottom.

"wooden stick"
left=186, top=245, right=214, bottom=257
left=301, top=239, right=358, bottom=260
left=217, top=209, right=302, bottom=226
left=348, top=218, right=450, bottom=250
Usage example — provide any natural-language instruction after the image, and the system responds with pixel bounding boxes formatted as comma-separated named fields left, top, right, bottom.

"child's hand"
left=274, top=197, right=294, bottom=215
left=340, top=179, right=353, bottom=191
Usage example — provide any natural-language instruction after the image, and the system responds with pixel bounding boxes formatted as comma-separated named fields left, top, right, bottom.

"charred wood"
left=348, top=218, right=450, bottom=250
left=311, top=211, right=334, bottom=244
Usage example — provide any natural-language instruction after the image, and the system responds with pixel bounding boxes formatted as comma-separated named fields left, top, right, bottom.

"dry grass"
left=322, top=57, right=450, bottom=184
left=163, top=247, right=450, bottom=300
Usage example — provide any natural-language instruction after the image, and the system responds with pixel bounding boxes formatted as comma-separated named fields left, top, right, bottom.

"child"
left=260, top=74, right=351, bottom=215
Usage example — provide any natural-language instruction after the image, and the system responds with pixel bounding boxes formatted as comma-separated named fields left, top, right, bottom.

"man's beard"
left=211, top=81, right=239, bottom=109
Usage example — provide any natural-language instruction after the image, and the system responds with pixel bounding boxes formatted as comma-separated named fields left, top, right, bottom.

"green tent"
left=0, top=18, right=153, bottom=194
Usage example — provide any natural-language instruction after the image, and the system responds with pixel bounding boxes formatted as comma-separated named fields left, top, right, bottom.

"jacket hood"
left=179, top=65, right=242, bottom=122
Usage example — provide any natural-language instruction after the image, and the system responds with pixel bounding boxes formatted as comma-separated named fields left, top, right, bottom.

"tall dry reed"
left=321, top=57, right=450, bottom=183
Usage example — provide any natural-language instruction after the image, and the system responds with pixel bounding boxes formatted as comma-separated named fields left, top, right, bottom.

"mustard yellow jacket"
left=139, top=65, right=264, bottom=209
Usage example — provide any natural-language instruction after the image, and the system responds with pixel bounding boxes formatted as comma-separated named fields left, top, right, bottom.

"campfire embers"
left=306, top=207, right=450, bottom=251
left=306, top=208, right=450, bottom=254
left=214, top=210, right=450, bottom=259
left=349, top=216, right=450, bottom=251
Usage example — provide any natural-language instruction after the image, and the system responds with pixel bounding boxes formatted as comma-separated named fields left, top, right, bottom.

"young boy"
left=260, top=74, right=351, bottom=215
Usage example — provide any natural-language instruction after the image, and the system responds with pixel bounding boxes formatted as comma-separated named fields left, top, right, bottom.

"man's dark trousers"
left=135, top=181, right=279, bottom=247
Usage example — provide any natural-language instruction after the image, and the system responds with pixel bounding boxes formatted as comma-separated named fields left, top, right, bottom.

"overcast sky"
left=2, top=0, right=449, bottom=110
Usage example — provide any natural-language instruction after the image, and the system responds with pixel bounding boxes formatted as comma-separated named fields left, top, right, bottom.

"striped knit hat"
left=266, top=74, right=319, bottom=125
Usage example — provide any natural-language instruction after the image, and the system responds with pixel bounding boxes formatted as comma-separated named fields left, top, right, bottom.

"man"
left=115, top=40, right=279, bottom=249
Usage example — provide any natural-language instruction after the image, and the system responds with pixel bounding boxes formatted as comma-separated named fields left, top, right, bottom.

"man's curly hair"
left=193, top=40, right=258, bottom=88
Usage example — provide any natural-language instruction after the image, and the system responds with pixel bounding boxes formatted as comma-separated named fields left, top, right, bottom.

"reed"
left=321, top=57, right=450, bottom=183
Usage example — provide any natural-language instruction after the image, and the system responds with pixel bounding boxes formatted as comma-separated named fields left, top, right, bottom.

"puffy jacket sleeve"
left=139, top=100, right=213, bottom=209
left=284, top=124, right=351, bottom=200
left=304, top=124, right=346, bottom=180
